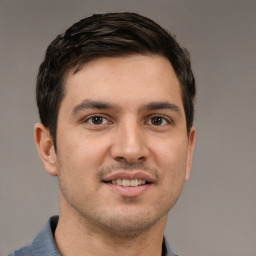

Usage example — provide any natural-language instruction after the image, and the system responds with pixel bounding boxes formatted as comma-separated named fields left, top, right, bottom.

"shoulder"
left=7, top=216, right=59, bottom=256
left=7, top=245, right=32, bottom=256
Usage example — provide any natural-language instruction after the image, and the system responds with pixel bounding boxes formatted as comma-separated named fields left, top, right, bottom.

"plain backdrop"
left=1, top=0, right=256, bottom=255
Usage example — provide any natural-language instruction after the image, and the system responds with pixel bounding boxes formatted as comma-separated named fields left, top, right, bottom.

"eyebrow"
left=72, top=99, right=182, bottom=116
left=143, top=102, right=182, bottom=114
left=72, top=99, right=116, bottom=115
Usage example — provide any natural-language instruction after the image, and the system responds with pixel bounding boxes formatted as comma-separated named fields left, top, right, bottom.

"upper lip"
left=102, top=171, right=157, bottom=184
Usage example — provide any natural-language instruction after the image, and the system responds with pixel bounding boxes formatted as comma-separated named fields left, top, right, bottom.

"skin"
left=35, top=54, right=195, bottom=256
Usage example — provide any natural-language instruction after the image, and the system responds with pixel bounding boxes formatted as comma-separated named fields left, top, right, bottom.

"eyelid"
left=145, top=114, right=173, bottom=125
left=82, top=114, right=113, bottom=125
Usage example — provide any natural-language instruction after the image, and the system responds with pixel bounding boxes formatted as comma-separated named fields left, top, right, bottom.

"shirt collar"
left=31, top=216, right=177, bottom=256
left=163, top=235, right=178, bottom=256
left=31, top=216, right=60, bottom=256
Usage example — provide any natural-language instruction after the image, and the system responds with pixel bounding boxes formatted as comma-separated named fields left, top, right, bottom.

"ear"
left=34, top=123, right=57, bottom=176
left=185, top=127, right=196, bottom=181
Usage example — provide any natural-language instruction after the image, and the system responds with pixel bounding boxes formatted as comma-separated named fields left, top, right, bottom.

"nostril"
left=114, top=156, right=127, bottom=163
left=110, top=140, right=149, bottom=164
left=115, top=156, right=146, bottom=165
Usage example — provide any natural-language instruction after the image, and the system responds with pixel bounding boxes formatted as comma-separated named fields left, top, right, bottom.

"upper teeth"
left=111, top=179, right=146, bottom=186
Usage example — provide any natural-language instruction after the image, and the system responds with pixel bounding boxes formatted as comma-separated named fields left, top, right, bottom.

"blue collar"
left=25, top=216, right=177, bottom=256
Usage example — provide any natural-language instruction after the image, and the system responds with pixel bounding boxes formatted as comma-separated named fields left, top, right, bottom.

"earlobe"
left=185, top=127, right=196, bottom=181
left=34, top=123, right=57, bottom=176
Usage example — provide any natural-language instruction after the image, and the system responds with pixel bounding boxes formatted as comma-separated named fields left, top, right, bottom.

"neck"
left=54, top=205, right=168, bottom=256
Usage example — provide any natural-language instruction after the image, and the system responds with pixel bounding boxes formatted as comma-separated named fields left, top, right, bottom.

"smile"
left=111, top=179, right=146, bottom=186
left=102, top=171, right=155, bottom=197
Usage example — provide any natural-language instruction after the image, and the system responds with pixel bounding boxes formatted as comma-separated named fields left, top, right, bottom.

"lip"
left=102, top=171, right=156, bottom=184
left=105, top=182, right=152, bottom=197
left=102, top=171, right=156, bottom=197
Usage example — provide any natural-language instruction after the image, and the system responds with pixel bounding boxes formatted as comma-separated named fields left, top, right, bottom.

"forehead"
left=61, top=54, right=184, bottom=113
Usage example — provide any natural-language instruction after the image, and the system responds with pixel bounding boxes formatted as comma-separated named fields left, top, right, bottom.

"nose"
left=110, top=120, right=149, bottom=164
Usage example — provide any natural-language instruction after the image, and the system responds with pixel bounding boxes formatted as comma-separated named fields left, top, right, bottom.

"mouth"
left=105, top=179, right=147, bottom=187
left=102, top=172, right=155, bottom=197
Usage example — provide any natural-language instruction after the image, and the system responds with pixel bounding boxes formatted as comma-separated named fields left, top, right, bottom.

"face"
left=36, top=55, right=195, bottom=237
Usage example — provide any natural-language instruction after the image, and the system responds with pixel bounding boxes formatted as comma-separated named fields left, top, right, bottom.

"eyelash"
left=83, top=115, right=111, bottom=125
left=145, top=115, right=171, bottom=126
left=83, top=114, right=171, bottom=127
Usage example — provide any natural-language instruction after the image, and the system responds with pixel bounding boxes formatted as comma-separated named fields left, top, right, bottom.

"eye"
left=86, top=115, right=109, bottom=125
left=146, top=116, right=169, bottom=126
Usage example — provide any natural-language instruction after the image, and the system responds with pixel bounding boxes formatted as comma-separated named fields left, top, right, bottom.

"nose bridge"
left=111, top=115, right=148, bottom=163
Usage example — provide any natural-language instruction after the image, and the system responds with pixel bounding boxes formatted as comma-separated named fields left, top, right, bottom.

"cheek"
left=56, top=145, right=98, bottom=202
left=56, top=133, right=112, bottom=189
left=153, top=138, right=188, bottom=183
left=59, top=129, right=108, bottom=161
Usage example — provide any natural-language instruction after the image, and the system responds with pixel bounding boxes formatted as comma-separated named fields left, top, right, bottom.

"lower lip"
left=104, top=183, right=152, bottom=197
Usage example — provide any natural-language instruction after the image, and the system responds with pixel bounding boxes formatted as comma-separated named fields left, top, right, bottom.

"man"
left=10, top=12, right=196, bottom=256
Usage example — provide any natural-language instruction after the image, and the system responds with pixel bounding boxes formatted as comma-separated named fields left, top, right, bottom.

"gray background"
left=1, top=0, right=256, bottom=255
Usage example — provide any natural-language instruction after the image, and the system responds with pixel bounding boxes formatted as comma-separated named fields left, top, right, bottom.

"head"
left=36, top=12, right=195, bottom=150
left=34, top=12, right=196, bottom=238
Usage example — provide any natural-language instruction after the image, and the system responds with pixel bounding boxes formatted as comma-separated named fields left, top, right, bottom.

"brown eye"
left=151, top=116, right=163, bottom=125
left=88, top=116, right=107, bottom=125
left=150, top=116, right=168, bottom=126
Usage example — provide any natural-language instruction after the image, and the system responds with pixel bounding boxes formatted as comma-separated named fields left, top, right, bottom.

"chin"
left=85, top=206, right=169, bottom=238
